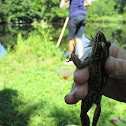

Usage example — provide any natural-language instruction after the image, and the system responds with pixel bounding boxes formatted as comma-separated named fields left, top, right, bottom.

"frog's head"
left=94, top=30, right=111, bottom=49
left=87, top=31, right=111, bottom=48
left=88, top=31, right=111, bottom=57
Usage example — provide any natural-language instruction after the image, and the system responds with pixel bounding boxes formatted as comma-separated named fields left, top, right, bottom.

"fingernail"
left=67, top=83, right=79, bottom=95
left=114, top=60, right=120, bottom=76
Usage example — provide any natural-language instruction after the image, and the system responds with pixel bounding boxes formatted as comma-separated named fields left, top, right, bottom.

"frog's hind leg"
left=80, top=90, right=97, bottom=126
left=92, top=103, right=101, bottom=126
left=92, top=94, right=102, bottom=126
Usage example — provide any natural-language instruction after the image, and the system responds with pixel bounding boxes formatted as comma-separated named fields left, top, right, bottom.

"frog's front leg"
left=69, top=51, right=90, bottom=69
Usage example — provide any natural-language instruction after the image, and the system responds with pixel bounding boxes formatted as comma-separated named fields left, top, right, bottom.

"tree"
left=42, top=0, right=68, bottom=22
left=0, top=1, right=7, bottom=23
left=115, top=0, right=126, bottom=13
left=4, top=0, right=44, bottom=23
left=0, top=0, right=125, bottom=24
left=86, top=0, right=117, bottom=17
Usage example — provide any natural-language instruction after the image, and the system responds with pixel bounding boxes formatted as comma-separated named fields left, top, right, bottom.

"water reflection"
left=85, top=23, right=126, bottom=43
left=0, top=23, right=126, bottom=50
left=0, top=24, right=33, bottom=48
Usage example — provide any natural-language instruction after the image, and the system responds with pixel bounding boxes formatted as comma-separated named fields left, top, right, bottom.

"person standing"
left=64, top=0, right=91, bottom=62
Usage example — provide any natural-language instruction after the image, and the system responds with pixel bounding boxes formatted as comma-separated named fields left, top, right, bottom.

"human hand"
left=65, top=44, right=126, bottom=104
left=64, top=0, right=69, bottom=2
left=84, top=0, right=92, bottom=7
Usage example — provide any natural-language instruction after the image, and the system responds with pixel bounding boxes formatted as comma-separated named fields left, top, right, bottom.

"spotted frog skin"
left=69, top=31, right=111, bottom=126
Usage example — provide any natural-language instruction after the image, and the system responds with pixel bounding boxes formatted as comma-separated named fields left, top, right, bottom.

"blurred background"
left=0, top=0, right=126, bottom=126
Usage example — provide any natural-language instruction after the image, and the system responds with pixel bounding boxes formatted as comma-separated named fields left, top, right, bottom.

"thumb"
left=105, top=56, right=126, bottom=79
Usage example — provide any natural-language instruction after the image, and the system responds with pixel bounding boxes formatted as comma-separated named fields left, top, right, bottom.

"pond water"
left=0, top=22, right=126, bottom=51
left=0, top=24, right=33, bottom=48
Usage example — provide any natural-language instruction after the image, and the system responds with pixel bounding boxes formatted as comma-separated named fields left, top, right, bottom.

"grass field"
left=0, top=22, right=126, bottom=126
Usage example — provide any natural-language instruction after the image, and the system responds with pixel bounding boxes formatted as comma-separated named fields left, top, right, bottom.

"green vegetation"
left=0, top=22, right=126, bottom=126
left=0, top=0, right=126, bottom=23
left=86, top=0, right=126, bottom=23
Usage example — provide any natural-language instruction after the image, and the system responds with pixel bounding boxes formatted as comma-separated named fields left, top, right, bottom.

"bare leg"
left=75, top=37, right=83, bottom=59
left=69, top=39, right=75, bottom=58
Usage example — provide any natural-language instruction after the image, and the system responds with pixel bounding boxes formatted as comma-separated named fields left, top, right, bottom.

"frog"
left=68, top=31, right=111, bottom=126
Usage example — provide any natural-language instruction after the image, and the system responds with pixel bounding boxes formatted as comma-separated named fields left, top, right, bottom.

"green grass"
left=0, top=22, right=126, bottom=126
left=87, top=15, right=126, bottom=23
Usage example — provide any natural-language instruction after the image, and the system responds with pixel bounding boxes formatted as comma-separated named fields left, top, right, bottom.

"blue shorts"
left=68, top=15, right=87, bottom=39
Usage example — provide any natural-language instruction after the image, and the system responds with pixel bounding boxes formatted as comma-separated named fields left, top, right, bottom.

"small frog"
left=69, top=31, right=111, bottom=126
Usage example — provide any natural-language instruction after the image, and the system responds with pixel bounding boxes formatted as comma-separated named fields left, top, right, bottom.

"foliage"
left=0, top=0, right=126, bottom=23
left=41, top=0, right=69, bottom=21
left=33, top=21, right=53, bottom=42
left=0, top=1, right=7, bottom=23
left=4, top=0, right=36, bottom=23
left=15, top=21, right=64, bottom=60
left=0, top=0, right=68, bottom=23
left=115, top=0, right=126, bottom=13
left=86, top=0, right=117, bottom=17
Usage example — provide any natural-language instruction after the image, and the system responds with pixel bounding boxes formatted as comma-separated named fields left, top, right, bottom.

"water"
left=0, top=23, right=126, bottom=50
left=0, top=24, right=33, bottom=48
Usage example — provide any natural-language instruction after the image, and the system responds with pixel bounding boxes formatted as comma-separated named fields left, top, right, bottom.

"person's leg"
left=69, top=39, right=75, bottom=58
left=75, top=37, right=83, bottom=59
left=68, top=18, right=76, bottom=59
left=75, top=16, right=86, bottom=59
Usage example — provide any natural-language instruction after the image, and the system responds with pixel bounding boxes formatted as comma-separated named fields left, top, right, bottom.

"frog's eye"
left=101, top=42, right=105, bottom=49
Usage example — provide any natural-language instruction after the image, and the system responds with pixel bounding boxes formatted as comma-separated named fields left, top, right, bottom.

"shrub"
left=15, top=21, right=64, bottom=61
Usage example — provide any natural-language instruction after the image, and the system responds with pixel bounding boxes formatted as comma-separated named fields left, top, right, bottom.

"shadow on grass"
left=0, top=88, right=27, bottom=126
left=0, top=88, right=46, bottom=126
left=49, top=106, right=81, bottom=126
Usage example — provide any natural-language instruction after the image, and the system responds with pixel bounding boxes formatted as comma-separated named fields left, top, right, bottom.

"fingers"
left=109, top=44, right=126, bottom=60
left=106, top=44, right=126, bottom=78
left=65, top=82, right=88, bottom=104
left=109, top=44, right=119, bottom=58
left=105, top=56, right=126, bottom=79
left=65, top=67, right=89, bottom=104
left=74, top=67, right=89, bottom=85
left=64, top=50, right=90, bottom=104
left=103, top=77, right=126, bottom=103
